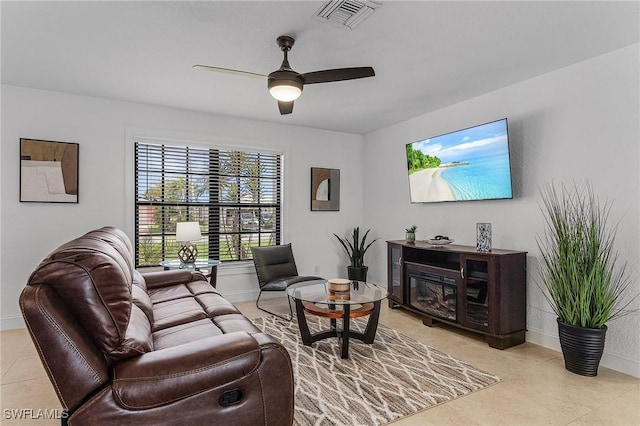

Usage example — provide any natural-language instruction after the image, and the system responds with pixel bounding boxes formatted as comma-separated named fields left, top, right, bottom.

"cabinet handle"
left=460, top=267, right=465, bottom=279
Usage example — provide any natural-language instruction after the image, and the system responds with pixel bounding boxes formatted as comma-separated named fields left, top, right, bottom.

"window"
left=135, top=141, right=281, bottom=267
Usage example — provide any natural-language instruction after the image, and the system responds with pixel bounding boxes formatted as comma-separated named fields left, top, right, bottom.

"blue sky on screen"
left=411, top=119, right=508, bottom=163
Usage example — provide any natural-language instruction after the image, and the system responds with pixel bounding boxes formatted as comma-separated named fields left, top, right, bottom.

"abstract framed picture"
left=310, top=167, right=340, bottom=211
left=20, top=138, right=79, bottom=203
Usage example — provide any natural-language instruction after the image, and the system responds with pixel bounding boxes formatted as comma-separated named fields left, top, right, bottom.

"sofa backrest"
left=20, top=226, right=152, bottom=411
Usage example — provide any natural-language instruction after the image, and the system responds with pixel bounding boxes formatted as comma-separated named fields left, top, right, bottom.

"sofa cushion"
left=153, top=319, right=224, bottom=350
left=214, top=314, right=261, bottom=335
left=196, top=293, right=241, bottom=317
left=152, top=298, right=208, bottom=331
left=186, top=280, right=218, bottom=296
left=132, top=285, right=154, bottom=324
left=109, top=304, right=154, bottom=361
left=148, top=285, right=192, bottom=304
left=132, top=269, right=148, bottom=292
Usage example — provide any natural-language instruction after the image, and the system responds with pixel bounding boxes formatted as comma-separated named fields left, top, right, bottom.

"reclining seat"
left=20, top=226, right=294, bottom=425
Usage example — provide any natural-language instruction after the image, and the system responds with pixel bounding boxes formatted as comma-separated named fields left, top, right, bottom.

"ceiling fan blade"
left=192, top=65, right=266, bottom=79
left=278, top=101, right=294, bottom=115
left=301, top=67, right=375, bottom=84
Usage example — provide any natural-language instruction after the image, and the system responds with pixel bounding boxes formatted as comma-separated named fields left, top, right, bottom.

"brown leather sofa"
left=20, top=226, right=294, bottom=425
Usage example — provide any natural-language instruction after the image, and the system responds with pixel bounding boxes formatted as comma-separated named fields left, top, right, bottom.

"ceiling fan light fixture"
left=269, top=83, right=302, bottom=102
left=268, top=79, right=303, bottom=102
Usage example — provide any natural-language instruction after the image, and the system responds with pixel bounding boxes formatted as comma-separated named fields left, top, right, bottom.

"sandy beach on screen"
left=409, top=167, right=456, bottom=202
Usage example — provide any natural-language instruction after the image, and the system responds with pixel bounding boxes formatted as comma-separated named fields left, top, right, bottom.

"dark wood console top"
left=386, top=240, right=527, bottom=256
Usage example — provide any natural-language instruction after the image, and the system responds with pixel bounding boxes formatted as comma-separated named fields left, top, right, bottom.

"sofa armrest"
left=112, top=332, right=261, bottom=409
left=141, top=269, right=206, bottom=289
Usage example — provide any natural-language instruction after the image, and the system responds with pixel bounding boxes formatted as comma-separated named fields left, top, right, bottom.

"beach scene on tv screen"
left=407, top=119, right=512, bottom=202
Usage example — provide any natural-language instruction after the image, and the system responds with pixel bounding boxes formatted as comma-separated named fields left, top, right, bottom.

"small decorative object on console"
left=426, top=235, right=454, bottom=246
left=405, top=225, right=417, bottom=243
left=476, top=223, right=492, bottom=252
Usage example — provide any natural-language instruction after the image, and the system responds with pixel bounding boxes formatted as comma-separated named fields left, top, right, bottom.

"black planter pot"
left=348, top=266, right=368, bottom=282
left=557, top=318, right=607, bottom=377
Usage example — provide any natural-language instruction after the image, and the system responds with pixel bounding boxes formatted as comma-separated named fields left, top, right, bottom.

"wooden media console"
left=387, top=240, right=527, bottom=349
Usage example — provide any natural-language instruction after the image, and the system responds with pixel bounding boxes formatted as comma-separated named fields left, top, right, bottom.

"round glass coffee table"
left=286, top=280, right=388, bottom=359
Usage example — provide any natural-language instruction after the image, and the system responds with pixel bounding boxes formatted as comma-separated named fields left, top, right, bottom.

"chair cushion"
left=251, top=244, right=299, bottom=286
left=261, top=276, right=324, bottom=291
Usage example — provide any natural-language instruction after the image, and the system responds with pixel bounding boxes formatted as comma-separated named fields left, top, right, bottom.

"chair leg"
left=256, top=290, right=293, bottom=321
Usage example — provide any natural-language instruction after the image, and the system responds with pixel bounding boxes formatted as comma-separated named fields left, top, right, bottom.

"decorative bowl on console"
left=426, top=236, right=454, bottom=246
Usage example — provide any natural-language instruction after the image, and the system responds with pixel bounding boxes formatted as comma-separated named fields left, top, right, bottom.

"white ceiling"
left=2, top=1, right=638, bottom=135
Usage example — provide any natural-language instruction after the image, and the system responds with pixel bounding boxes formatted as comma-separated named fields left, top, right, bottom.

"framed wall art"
left=310, top=167, right=339, bottom=211
left=20, top=138, right=79, bottom=203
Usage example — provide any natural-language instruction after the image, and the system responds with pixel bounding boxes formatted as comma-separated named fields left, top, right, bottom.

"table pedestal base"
left=293, top=299, right=382, bottom=359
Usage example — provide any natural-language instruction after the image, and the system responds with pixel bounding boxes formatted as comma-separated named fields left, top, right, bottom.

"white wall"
left=1, top=85, right=363, bottom=328
left=2, top=45, right=638, bottom=377
left=362, top=44, right=640, bottom=377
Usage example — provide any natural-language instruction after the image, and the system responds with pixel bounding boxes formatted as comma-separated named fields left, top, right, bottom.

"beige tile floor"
left=2, top=299, right=639, bottom=425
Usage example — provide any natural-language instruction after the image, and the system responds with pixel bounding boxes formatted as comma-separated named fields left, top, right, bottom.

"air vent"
left=315, top=0, right=381, bottom=30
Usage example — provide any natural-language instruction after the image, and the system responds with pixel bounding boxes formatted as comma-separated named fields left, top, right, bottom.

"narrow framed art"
left=310, top=167, right=340, bottom=211
left=20, top=138, right=79, bottom=203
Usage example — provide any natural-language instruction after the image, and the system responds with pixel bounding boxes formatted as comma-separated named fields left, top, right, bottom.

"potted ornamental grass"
left=334, top=226, right=378, bottom=282
left=537, top=181, right=637, bottom=376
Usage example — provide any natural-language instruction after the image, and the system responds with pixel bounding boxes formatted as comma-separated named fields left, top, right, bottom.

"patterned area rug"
left=253, top=316, right=501, bottom=425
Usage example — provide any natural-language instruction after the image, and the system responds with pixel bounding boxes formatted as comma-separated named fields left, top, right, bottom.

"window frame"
left=133, top=140, right=283, bottom=268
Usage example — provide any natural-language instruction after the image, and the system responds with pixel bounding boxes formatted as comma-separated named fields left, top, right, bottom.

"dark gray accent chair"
left=251, top=244, right=323, bottom=320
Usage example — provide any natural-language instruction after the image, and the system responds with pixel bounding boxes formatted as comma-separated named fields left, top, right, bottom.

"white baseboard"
left=526, top=327, right=640, bottom=378
left=1, top=314, right=26, bottom=330
left=221, top=289, right=260, bottom=303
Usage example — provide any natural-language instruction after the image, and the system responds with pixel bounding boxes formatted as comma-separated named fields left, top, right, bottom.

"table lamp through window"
left=176, top=222, right=202, bottom=264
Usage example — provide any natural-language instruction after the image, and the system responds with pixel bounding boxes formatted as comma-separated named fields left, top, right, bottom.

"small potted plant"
left=537, top=181, right=637, bottom=376
left=334, top=227, right=378, bottom=282
left=405, top=225, right=417, bottom=243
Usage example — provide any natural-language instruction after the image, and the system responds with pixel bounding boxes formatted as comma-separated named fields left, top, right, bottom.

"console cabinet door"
left=387, top=243, right=403, bottom=306
left=460, top=254, right=493, bottom=332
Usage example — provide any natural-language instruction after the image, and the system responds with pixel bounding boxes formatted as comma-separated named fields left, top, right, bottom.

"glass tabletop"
left=160, top=259, right=221, bottom=270
left=287, top=280, right=388, bottom=306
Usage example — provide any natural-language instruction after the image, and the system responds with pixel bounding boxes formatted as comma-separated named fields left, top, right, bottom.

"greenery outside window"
left=135, top=141, right=281, bottom=267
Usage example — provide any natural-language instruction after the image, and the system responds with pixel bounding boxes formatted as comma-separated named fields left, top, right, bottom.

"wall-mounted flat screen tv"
left=406, top=118, right=513, bottom=203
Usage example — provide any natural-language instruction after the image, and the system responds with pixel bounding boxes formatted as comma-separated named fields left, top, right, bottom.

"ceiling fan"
left=193, top=35, right=375, bottom=115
